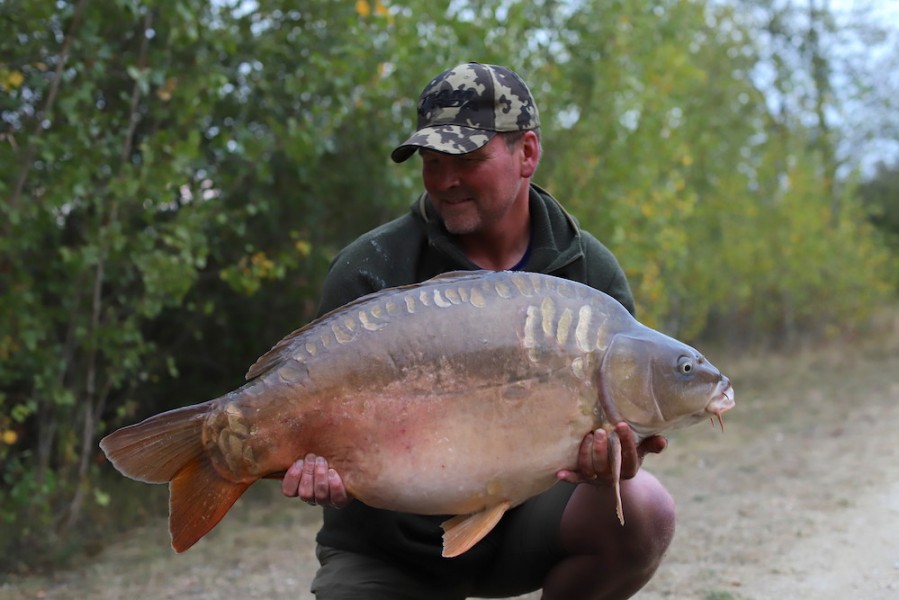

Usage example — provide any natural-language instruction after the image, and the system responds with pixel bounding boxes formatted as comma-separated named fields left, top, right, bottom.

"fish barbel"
left=100, top=271, right=734, bottom=557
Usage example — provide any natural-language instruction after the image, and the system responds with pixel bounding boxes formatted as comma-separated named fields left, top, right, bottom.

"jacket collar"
left=411, top=184, right=585, bottom=274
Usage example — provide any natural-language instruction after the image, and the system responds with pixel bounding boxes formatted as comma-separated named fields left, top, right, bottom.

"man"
left=282, top=62, right=674, bottom=599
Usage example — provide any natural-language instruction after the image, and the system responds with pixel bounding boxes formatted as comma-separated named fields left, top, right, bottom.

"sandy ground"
left=3, top=326, right=899, bottom=599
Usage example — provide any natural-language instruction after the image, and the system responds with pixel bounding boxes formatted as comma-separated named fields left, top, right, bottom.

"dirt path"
left=640, top=342, right=899, bottom=599
left=3, top=330, right=899, bottom=599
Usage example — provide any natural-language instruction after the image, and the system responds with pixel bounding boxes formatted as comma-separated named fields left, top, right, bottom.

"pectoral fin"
left=606, top=426, right=625, bottom=525
left=594, top=369, right=626, bottom=527
left=440, top=501, right=511, bottom=558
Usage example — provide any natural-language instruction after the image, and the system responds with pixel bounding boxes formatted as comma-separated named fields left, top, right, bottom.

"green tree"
left=0, top=0, right=238, bottom=566
left=858, top=160, right=899, bottom=287
left=536, top=0, right=894, bottom=341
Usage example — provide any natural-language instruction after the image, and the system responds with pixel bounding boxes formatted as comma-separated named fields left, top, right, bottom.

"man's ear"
left=520, top=130, right=541, bottom=178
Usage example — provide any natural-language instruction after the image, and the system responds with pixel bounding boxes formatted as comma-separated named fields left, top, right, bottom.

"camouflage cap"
left=391, top=62, right=541, bottom=163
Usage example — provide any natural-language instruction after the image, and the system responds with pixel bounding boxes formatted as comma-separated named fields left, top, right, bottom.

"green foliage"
left=0, top=0, right=896, bottom=572
left=713, top=144, right=894, bottom=344
left=540, top=0, right=751, bottom=337
left=859, top=161, right=899, bottom=288
left=535, top=0, right=895, bottom=341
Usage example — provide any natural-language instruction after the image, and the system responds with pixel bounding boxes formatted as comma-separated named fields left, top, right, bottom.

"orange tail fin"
left=100, top=402, right=251, bottom=552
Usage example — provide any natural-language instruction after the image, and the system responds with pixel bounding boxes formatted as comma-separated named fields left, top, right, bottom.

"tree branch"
left=7, top=0, right=90, bottom=225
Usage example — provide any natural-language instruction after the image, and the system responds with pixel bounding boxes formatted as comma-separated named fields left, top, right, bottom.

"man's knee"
left=546, top=472, right=676, bottom=599
left=561, top=470, right=675, bottom=560
left=621, top=471, right=676, bottom=562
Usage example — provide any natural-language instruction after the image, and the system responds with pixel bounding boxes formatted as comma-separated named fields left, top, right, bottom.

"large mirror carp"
left=101, top=270, right=734, bottom=557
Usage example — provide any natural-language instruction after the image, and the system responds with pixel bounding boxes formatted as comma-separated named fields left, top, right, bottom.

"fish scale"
left=100, top=270, right=734, bottom=557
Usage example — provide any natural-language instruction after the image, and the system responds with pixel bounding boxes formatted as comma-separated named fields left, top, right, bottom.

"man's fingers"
left=298, top=453, right=317, bottom=502
left=640, top=435, right=668, bottom=456
left=556, top=469, right=577, bottom=484
left=328, top=468, right=350, bottom=508
left=589, top=428, right=611, bottom=479
left=615, top=422, right=640, bottom=479
left=313, top=456, right=330, bottom=503
left=281, top=458, right=305, bottom=497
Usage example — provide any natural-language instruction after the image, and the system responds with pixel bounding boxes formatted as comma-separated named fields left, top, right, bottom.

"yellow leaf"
left=156, top=77, right=177, bottom=102
left=6, top=70, right=24, bottom=89
left=2, top=430, right=17, bottom=445
left=356, top=0, right=371, bottom=16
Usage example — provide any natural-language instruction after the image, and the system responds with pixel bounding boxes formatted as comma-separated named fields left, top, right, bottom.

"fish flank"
left=434, top=290, right=452, bottom=308
left=495, top=281, right=513, bottom=299
left=468, top=286, right=486, bottom=308
left=320, top=332, right=333, bottom=350
left=523, top=305, right=538, bottom=347
left=540, top=297, right=556, bottom=339
left=331, top=323, right=353, bottom=344
left=277, top=360, right=306, bottom=383
left=575, top=305, right=593, bottom=353
left=571, top=356, right=587, bottom=380
left=510, top=273, right=533, bottom=296
left=555, top=280, right=574, bottom=298
left=557, top=308, right=573, bottom=346
left=359, top=310, right=385, bottom=332
left=594, top=317, right=612, bottom=352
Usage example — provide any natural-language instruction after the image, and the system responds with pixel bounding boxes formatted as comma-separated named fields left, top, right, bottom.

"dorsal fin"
left=244, top=270, right=496, bottom=380
left=440, top=501, right=511, bottom=558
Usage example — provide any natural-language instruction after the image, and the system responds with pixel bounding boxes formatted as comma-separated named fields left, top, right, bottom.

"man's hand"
left=556, top=422, right=667, bottom=485
left=281, top=453, right=352, bottom=509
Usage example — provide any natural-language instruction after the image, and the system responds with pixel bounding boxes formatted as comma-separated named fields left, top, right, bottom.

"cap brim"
left=390, top=125, right=496, bottom=163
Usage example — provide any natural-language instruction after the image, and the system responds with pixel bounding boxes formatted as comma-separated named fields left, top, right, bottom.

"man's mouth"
left=440, top=196, right=472, bottom=205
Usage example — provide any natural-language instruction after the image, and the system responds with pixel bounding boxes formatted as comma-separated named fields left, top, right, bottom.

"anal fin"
left=440, top=501, right=511, bottom=558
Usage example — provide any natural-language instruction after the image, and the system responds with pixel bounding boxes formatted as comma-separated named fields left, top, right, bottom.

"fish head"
left=599, top=328, right=735, bottom=437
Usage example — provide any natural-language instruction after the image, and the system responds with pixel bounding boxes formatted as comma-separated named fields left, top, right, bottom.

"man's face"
left=419, top=135, right=526, bottom=236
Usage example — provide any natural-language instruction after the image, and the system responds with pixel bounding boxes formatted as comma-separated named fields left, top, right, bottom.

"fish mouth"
left=705, top=380, right=735, bottom=430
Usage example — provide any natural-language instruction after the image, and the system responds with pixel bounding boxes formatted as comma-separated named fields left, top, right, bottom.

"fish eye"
left=677, top=356, right=694, bottom=375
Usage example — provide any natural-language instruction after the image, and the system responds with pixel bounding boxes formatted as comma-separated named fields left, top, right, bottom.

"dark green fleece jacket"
left=313, top=183, right=634, bottom=572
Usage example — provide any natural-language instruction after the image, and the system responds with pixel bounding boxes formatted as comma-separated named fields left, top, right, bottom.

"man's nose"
left=428, top=163, right=461, bottom=191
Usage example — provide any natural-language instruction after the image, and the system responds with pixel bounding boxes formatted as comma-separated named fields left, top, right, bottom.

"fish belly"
left=332, top=376, right=597, bottom=515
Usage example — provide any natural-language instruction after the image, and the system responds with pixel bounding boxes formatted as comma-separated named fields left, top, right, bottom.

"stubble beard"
left=436, top=198, right=482, bottom=236
left=437, top=190, right=519, bottom=238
